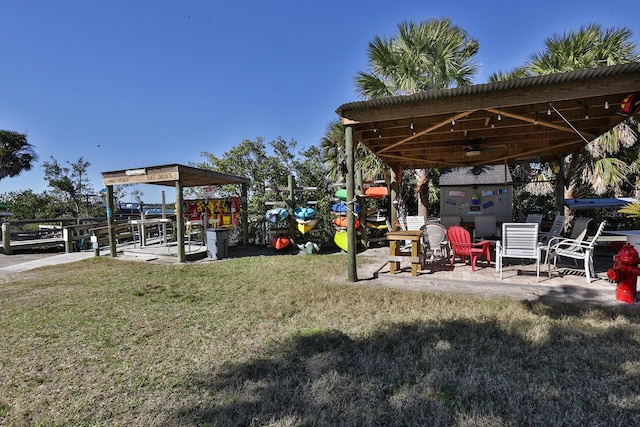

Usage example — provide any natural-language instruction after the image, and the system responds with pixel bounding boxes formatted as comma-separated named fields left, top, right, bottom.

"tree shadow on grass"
left=167, top=315, right=640, bottom=426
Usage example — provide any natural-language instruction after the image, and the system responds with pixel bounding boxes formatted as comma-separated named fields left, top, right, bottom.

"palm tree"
left=321, top=119, right=390, bottom=185
left=0, top=130, right=37, bottom=181
left=527, top=24, right=638, bottom=74
left=355, top=19, right=479, bottom=98
left=492, top=24, right=640, bottom=218
left=323, top=18, right=479, bottom=220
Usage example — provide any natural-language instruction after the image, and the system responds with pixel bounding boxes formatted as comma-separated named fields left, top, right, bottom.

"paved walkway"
left=0, top=251, right=99, bottom=273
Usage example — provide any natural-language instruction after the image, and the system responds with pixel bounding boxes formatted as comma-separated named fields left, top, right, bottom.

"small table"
left=386, top=230, right=423, bottom=276
left=129, top=218, right=171, bottom=247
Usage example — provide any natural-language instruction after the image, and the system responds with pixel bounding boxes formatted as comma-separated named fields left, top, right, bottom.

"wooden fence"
left=1, top=216, right=174, bottom=255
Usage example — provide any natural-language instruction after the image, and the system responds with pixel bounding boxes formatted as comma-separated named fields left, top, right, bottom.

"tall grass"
left=1, top=253, right=639, bottom=426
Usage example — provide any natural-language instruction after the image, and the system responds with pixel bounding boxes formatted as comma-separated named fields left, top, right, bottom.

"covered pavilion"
left=101, top=164, right=250, bottom=263
left=335, top=63, right=640, bottom=281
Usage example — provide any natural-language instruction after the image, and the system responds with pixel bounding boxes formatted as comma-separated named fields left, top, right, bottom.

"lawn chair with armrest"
left=545, top=220, right=606, bottom=283
left=422, top=223, right=450, bottom=266
left=447, top=225, right=491, bottom=271
left=474, top=214, right=498, bottom=241
left=496, top=222, right=542, bottom=282
left=538, top=214, right=566, bottom=244
left=525, top=213, right=544, bottom=225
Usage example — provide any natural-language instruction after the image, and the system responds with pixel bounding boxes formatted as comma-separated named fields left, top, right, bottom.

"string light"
left=534, top=112, right=538, bottom=125
left=547, top=108, right=552, bottom=115
left=451, top=117, right=456, bottom=126
left=584, top=107, right=589, bottom=119
left=605, top=101, right=609, bottom=109
left=497, top=111, right=502, bottom=121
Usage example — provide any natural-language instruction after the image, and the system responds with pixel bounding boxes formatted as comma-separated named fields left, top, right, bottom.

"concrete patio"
left=354, top=245, right=634, bottom=307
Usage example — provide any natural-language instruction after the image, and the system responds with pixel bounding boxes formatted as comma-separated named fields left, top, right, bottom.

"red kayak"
left=271, top=235, right=291, bottom=250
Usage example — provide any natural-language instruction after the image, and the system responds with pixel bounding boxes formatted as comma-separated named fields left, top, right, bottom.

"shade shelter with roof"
left=101, top=164, right=250, bottom=263
left=335, top=63, right=640, bottom=281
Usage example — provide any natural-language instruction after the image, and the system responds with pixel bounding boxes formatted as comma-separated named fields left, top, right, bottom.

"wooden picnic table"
left=386, top=229, right=423, bottom=276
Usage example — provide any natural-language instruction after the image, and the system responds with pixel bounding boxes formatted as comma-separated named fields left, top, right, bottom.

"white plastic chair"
left=474, top=214, right=498, bottom=240
left=496, top=223, right=542, bottom=282
left=525, top=213, right=544, bottom=225
left=422, top=223, right=450, bottom=264
left=538, top=214, right=566, bottom=243
left=404, top=215, right=426, bottom=249
left=406, top=215, right=426, bottom=231
left=545, top=220, right=606, bottom=283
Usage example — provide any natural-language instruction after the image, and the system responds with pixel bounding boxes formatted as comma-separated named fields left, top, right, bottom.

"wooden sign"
left=102, top=171, right=180, bottom=185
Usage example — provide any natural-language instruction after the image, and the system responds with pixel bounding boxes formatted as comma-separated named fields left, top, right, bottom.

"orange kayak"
left=364, top=186, right=388, bottom=198
left=332, top=216, right=361, bottom=229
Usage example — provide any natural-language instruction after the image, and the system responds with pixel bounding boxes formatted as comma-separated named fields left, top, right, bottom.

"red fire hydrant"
left=607, top=243, right=640, bottom=304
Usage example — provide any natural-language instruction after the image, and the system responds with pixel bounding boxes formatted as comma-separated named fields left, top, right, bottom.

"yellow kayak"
left=296, top=218, right=318, bottom=234
left=334, top=230, right=348, bottom=252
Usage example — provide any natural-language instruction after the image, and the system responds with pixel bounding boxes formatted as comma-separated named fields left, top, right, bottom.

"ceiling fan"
left=463, top=138, right=506, bottom=157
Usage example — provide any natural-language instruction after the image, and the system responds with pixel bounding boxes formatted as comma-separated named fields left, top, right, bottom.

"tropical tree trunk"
left=416, top=169, right=429, bottom=219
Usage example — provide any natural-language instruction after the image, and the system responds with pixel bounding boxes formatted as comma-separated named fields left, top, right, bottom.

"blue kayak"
left=293, top=206, right=316, bottom=220
left=265, top=207, right=289, bottom=223
left=331, top=202, right=360, bottom=214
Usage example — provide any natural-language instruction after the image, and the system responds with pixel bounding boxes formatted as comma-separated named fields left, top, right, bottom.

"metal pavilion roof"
left=336, top=63, right=640, bottom=169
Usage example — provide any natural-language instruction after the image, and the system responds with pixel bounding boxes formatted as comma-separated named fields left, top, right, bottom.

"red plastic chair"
left=446, top=225, right=492, bottom=271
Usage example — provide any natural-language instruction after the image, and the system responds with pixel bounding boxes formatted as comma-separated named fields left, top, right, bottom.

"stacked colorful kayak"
left=334, top=188, right=348, bottom=201
left=364, top=186, right=389, bottom=199
left=333, top=230, right=348, bottom=252
left=331, top=201, right=361, bottom=215
left=331, top=199, right=361, bottom=252
left=265, top=207, right=289, bottom=224
left=271, top=234, right=291, bottom=250
left=366, top=210, right=388, bottom=230
left=293, top=206, right=318, bottom=234
left=332, top=216, right=361, bottom=229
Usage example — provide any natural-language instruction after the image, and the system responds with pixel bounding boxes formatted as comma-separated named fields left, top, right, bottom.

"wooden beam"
left=378, top=110, right=476, bottom=154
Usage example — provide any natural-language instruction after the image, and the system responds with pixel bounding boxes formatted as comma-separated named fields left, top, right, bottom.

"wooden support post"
left=288, top=174, right=296, bottom=240
left=346, top=125, right=357, bottom=282
left=2, top=222, right=11, bottom=255
left=288, top=175, right=295, bottom=209
left=241, top=183, right=248, bottom=247
left=555, top=162, right=565, bottom=215
left=390, top=167, right=398, bottom=230
left=356, top=169, right=367, bottom=248
left=175, top=179, right=185, bottom=263
left=106, top=185, right=117, bottom=257
left=63, top=227, right=73, bottom=253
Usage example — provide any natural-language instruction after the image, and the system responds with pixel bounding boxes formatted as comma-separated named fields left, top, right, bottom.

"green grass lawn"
left=1, top=253, right=640, bottom=426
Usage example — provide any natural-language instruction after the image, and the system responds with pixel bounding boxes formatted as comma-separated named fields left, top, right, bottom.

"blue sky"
left=2, top=0, right=638, bottom=203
